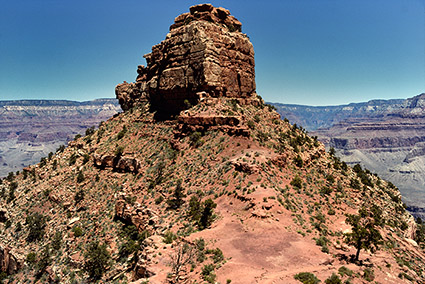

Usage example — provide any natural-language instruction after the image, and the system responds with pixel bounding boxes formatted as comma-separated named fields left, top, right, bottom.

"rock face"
left=116, top=4, right=256, bottom=115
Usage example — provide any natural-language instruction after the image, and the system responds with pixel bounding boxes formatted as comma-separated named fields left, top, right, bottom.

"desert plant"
left=199, top=199, right=217, bottom=230
left=344, top=206, right=383, bottom=261
left=325, top=273, right=342, bottom=284
left=201, top=264, right=216, bottom=283
left=74, top=189, right=85, bottom=204
left=26, top=212, right=47, bottom=242
left=83, top=241, right=110, bottom=280
left=167, top=180, right=186, bottom=209
left=290, top=176, right=303, bottom=189
left=294, top=272, right=320, bottom=284
left=76, top=171, right=84, bottom=183
left=163, top=230, right=177, bottom=244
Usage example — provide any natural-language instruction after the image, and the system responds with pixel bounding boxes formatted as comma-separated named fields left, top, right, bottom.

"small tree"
left=26, top=212, right=47, bottom=242
left=199, top=199, right=217, bottom=230
left=84, top=241, right=110, bottom=280
left=344, top=206, right=383, bottom=261
left=167, top=180, right=185, bottom=209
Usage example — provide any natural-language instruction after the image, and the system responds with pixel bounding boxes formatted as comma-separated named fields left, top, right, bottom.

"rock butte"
left=115, top=3, right=257, bottom=116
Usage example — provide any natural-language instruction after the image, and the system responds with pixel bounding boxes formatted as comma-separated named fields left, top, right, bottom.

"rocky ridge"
left=0, top=4, right=423, bottom=284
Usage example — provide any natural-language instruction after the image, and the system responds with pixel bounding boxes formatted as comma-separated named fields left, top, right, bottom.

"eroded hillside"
left=0, top=4, right=424, bottom=284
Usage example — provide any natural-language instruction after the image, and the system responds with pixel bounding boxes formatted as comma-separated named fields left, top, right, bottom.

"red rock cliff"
left=116, top=4, right=256, bottom=115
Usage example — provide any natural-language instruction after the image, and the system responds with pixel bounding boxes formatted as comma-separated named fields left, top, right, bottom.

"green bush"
left=69, top=153, right=78, bottom=166
left=338, top=266, right=353, bottom=277
left=26, top=212, right=47, bottom=242
left=167, top=180, right=186, bottom=209
left=116, top=126, right=127, bottom=140
left=74, top=189, right=85, bottom=204
left=84, top=241, right=110, bottom=280
left=325, top=273, right=342, bottom=284
left=363, top=268, right=374, bottom=282
left=290, top=176, right=303, bottom=189
left=199, top=199, right=217, bottom=230
left=201, top=264, right=216, bottom=283
left=52, top=231, right=62, bottom=251
left=189, top=131, right=204, bottom=147
left=72, top=226, right=83, bottom=237
left=76, top=171, right=84, bottom=183
left=294, top=272, right=320, bottom=284
left=163, top=231, right=177, bottom=244
left=26, top=252, right=37, bottom=264
left=294, top=155, right=303, bottom=168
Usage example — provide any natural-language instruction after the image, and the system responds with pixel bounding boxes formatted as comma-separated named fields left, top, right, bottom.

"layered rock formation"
left=0, top=4, right=424, bottom=284
left=0, top=99, right=121, bottom=177
left=116, top=3, right=256, bottom=116
left=273, top=93, right=425, bottom=218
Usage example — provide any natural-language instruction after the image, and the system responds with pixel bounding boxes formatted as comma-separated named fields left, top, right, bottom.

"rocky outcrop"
left=93, top=153, right=141, bottom=173
left=0, top=245, right=22, bottom=275
left=116, top=4, right=256, bottom=115
left=115, top=195, right=159, bottom=234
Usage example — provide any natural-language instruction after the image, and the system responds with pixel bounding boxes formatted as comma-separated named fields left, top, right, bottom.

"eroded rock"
left=116, top=4, right=256, bottom=116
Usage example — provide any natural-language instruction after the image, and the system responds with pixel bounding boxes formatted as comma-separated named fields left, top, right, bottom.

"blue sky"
left=0, top=0, right=424, bottom=105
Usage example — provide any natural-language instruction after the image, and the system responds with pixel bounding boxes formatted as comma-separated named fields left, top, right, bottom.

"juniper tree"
left=344, top=206, right=383, bottom=261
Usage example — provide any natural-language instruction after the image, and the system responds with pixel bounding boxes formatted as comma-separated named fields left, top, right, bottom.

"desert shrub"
left=72, top=226, right=83, bottom=237
left=199, top=199, right=217, bottom=230
left=115, top=146, right=124, bottom=158
left=82, top=154, right=90, bottom=164
left=118, top=239, right=138, bottom=262
left=325, top=273, right=342, bottom=284
left=85, top=126, right=95, bottom=136
left=201, top=264, right=216, bottom=283
left=84, top=241, right=110, bottom=280
left=363, top=268, right=374, bottom=282
left=290, top=176, right=303, bottom=189
left=188, top=196, right=202, bottom=221
left=26, top=212, right=47, bottom=242
left=293, top=155, right=303, bottom=167
left=315, top=235, right=329, bottom=253
left=163, top=231, right=177, bottom=244
left=35, top=245, right=51, bottom=278
left=52, top=231, right=62, bottom=251
left=7, top=181, right=18, bottom=203
left=74, top=134, right=81, bottom=140
left=74, top=189, right=85, bottom=204
left=350, top=178, right=361, bottom=190
left=155, top=195, right=164, bottom=204
left=210, top=248, right=224, bottom=263
left=189, top=131, right=204, bottom=147
left=326, top=174, right=335, bottom=184
left=294, top=272, right=320, bottom=284
left=167, top=180, right=186, bottom=209
left=320, top=186, right=333, bottom=195
left=338, top=266, right=353, bottom=277
left=56, top=145, right=65, bottom=153
left=76, top=171, right=84, bottom=183
left=26, top=252, right=37, bottom=265
left=247, top=120, right=255, bottom=129
left=69, top=153, right=78, bottom=166
left=116, top=126, right=127, bottom=140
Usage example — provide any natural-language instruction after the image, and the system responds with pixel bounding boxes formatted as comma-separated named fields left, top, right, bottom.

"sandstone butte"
left=0, top=4, right=424, bottom=284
